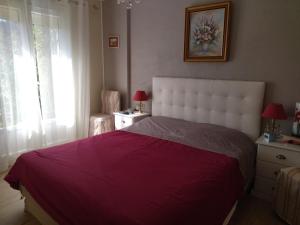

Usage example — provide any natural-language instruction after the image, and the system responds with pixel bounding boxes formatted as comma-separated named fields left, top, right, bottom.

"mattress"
left=5, top=116, right=255, bottom=225
left=20, top=185, right=237, bottom=225
left=125, top=116, right=256, bottom=185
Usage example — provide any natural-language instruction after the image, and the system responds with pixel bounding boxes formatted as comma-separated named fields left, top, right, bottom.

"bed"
left=5, top=77, right=266, bottom=225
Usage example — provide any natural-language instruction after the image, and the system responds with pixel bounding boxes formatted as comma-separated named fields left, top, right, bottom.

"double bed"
left=5, top=77, right=265, bottom=225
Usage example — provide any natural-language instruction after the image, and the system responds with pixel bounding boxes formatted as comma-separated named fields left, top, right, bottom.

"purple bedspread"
left=5, top=130, right=244, bottom=225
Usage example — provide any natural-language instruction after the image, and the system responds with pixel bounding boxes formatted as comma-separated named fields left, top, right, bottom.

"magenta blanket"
left=5, top=131, right=243, bottom=225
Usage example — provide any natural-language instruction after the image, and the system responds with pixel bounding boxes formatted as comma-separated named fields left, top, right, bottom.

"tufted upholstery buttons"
left=152, top=78, right=265, bottom=140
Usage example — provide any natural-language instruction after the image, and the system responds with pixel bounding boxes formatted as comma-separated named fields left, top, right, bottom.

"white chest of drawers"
left=113, top=112, right=150, bottom=130
left=253, top=135, right=300, bottom=201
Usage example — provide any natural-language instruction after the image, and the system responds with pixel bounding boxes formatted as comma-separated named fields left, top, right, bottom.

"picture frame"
left=108, top=35, right=120, bottom=48
left=184, top=1, right=231, bottom=62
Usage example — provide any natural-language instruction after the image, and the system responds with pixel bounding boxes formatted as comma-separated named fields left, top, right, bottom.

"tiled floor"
left=0, top=172, right=286, bottom=225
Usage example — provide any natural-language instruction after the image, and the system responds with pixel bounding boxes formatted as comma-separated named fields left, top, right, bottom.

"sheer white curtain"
left=0, top=0, right=90, bottom=172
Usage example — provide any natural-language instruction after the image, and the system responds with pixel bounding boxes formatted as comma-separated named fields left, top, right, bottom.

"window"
left=32, top=13, right=59, bottom=120
left=0, top=7, right=60, bottom=128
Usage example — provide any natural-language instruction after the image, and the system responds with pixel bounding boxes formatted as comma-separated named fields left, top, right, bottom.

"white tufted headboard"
left=152, top=77, right=265, bottom=140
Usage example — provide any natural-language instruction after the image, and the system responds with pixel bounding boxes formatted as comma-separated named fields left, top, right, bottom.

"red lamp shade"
left=133, top=90, right=148, bottom=101
left=262, top=103, right=288, bottom=120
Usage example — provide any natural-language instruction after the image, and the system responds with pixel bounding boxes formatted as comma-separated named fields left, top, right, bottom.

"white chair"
left=89, top=90, right=120, bottom=136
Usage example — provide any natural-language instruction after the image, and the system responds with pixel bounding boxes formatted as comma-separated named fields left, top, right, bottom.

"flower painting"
left=190, top=9, right=224, bottom=56
left=184, top=2, right=231, bottom=62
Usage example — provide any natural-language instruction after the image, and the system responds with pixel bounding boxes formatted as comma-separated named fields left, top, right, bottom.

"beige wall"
left=103, top=0, right=300, bottom=134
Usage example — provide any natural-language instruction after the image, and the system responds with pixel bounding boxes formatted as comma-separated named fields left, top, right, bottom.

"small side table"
left=253, top=135, right=300, bottom=201
left=113, top=112, right=150, bottom=130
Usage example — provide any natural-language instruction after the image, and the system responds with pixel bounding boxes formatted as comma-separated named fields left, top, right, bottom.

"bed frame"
left=21, top=185, right=237, bottom=225
left=22, top=77, right=266, bottom=225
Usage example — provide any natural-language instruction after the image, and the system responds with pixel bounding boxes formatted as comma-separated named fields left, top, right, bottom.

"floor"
left=0, top=172, right=287, bottom=225
left=228, top=197, right=287, bottom=225
left=0, top=172, right=40, bottom=225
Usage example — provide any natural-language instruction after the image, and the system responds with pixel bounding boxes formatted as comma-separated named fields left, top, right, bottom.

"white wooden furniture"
left=114, top=112, right=150, bottom=130
left=253, top=135, right=300, bottom=201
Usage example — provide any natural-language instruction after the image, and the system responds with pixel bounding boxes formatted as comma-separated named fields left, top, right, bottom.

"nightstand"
left=253, top=135, right=300, bottom=201
left=113, top=112, right=150, bottom=130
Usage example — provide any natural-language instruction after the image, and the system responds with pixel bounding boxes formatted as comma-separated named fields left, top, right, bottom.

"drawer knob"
left=122, top=120, right=125, bottom=124
left=274, top=171, right=279, bottom=176
left=276, top=154, right=286, bottom=160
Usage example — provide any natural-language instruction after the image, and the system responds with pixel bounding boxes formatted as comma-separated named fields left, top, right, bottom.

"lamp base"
left=138, top=101, right=143, bottom=113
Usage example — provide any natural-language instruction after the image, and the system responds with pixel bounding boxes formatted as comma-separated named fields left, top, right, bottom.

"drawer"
left=120, top=117, right=133, bottom=128
left=254, top=176, right=276, bottom=198
left=258, top=145, right=300, bottom=166
left=256, top=160, right=283, bottom=181
left=115, top=115, right=133, bottom=130
left=115, top=118, right=123, bottom=130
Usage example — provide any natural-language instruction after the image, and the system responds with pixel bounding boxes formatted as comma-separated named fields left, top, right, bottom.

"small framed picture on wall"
left=108, top=36, right=120, bottom=48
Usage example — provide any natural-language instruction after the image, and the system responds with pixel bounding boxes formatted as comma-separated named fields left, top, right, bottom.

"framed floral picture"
left=184, top=1, right=231, bottom=62
left=108, top=35, right=120, bottom=48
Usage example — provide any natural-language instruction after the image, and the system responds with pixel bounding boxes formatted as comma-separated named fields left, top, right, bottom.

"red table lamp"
left=262, top=103, right=288, bottom=133
left=133, top=90, right=148, bottom=113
